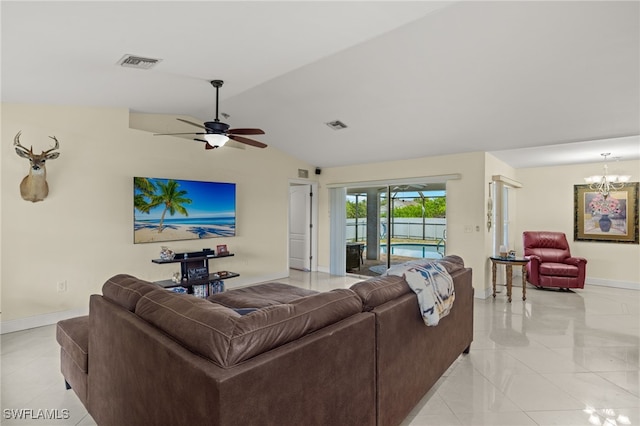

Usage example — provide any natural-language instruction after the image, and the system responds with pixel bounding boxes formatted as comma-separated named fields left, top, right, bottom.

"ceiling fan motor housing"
left=204, top=121, right=230, bottom=134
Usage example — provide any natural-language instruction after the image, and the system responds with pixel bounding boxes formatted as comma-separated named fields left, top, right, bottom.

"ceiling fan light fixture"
left=204, top=134, right=229, bottom=147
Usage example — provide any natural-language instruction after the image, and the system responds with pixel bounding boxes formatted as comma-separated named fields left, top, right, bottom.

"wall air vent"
left=325, top=120, right=348, bottom=130
left=117, top=54, right=162, bottom=70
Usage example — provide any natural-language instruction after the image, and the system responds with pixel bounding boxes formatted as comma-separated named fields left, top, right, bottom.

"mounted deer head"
left=14, top=131, right=61, bottom=202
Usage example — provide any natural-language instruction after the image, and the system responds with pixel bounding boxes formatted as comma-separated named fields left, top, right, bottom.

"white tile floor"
left=1, top=270, right=639, bottom=426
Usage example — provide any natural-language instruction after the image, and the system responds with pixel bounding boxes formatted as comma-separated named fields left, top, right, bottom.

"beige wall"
left=1, top=104, right=316, bottom=328
left=515, top=160, right=640, bottom=286
left=2, top=103, right=638, bottom=330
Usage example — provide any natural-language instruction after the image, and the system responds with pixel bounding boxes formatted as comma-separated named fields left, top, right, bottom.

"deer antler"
left=14, top=131, right=60, bottom=156
left=45, top=136, right=60, bottom=154
left=13, top=131, right=33, bottom=155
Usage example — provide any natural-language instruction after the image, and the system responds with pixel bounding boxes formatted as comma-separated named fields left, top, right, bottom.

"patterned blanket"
left=384, top=260, right=455, bottom=326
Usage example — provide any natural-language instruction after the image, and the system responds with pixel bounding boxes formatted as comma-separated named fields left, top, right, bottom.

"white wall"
left=515, top=160, right=640, bottom=287
left=1, top=103, right=317, bottom=330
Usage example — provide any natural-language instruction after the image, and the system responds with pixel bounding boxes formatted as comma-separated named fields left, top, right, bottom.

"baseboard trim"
left=586, top=278, right=639, bottom=290
left=474, top=278, right=638, bottom=300
left=317, top=265, right=331, bottom=274
left=478, top=286, right=493, bottom=299
left=1, top=307, right=89, bottom=335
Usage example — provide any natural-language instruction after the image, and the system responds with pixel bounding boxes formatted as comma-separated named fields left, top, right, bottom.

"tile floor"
left=1, top=270, right=639, bottom=425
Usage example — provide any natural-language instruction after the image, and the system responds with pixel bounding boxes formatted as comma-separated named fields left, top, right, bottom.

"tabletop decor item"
left=160, top=246, right=175, bottom=261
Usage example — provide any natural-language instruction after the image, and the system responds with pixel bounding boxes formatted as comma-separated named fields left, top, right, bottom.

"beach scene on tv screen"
left=134, top=177, right=236, bottom=244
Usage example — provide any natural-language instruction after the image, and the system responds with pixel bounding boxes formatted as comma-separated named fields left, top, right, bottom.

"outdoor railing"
left=347, top=218, right=446, bottom=242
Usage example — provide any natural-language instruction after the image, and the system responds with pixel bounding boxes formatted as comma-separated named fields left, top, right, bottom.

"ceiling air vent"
left=117, top=54, right=162, bottom=70
left=325, top=120, right=348, bottom=130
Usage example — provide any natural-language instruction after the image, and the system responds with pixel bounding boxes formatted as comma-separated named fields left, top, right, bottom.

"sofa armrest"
left=565, top=256, right=587, bottom=267
left=350, top=275, right=409, bottom=310
left=525, top=255, right=541, bottom=285
left=565, top=256, right=587, bottom=283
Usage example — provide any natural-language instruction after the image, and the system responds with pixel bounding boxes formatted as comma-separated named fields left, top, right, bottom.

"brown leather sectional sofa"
left=57, top=256, right=473, bottom=426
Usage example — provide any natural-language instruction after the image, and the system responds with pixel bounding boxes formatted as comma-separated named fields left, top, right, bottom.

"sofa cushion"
left=102, top=274, right=158, bottom=312
left=350, top=275, right=410, bottom=311
left=136, top=288, right=363, bottom=367
left=56, top=316, right=89, bottom=373
left=540, top=262, right=579, bottom=277
left=208, top=282, right=319, bottom=308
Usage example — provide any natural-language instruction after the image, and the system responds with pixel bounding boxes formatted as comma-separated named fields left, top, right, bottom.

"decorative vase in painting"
left=598, top=214, right=612, bottom=232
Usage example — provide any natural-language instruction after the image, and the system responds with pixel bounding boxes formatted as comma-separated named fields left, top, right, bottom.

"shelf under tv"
left=151, top=252, right=234, bottom=264
left=152, top=252, right=237, bottom=298
left=155, top=272, right=239, bottom=289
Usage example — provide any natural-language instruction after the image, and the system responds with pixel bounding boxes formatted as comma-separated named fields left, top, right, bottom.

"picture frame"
left=574, top=183, right=639, bottom=244
left=216, top=244, right=229, bottom=256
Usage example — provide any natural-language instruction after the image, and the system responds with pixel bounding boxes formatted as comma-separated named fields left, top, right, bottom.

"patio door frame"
left=328, top=174, right=460, bottom=276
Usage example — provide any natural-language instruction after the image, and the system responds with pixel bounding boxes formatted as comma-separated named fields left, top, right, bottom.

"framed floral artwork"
left=574, top=183, right=639, bottom=244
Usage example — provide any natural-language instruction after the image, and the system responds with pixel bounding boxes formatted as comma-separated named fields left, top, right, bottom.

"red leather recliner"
left=522, top=231, right=587, bottom=289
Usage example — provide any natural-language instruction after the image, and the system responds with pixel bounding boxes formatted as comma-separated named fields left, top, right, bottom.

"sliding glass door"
left=345, top=183, right=447, bottom=276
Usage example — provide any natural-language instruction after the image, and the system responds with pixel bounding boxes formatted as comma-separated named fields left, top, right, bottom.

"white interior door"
left=289, top=184, right=311, bottom=271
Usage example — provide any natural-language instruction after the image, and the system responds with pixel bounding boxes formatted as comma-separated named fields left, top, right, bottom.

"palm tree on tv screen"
left=147, top=180, right=192, bottom=232
left=134, top=177, right=156, bottom=214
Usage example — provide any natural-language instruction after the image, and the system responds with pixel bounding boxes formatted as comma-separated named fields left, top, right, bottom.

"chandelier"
left=584, top=153, right=630, bottom=197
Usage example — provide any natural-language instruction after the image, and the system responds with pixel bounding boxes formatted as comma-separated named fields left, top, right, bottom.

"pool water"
left=379, top=243, right=443, bottom=258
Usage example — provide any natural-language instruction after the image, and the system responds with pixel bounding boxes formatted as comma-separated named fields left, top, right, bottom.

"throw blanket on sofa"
left=384, top=261, right=455, bottom=326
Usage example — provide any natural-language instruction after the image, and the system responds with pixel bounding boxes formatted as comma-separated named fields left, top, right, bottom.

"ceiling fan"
left=155, top=80, right=267, bottom=150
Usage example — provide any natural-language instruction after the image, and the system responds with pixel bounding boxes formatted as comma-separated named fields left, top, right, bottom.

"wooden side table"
left=490, top=257, right=530, bottom=302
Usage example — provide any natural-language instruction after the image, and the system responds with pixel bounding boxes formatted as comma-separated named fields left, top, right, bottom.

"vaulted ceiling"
left=2, top=1, right=638, bottom=168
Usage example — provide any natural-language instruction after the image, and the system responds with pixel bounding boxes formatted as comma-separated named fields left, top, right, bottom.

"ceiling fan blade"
left=154, top=132, right=206, bottom=136
left=194, top=138, right=208, bottom=143
left=229, top=134, right=268, bottom=148
left=205, top=143, right=217, bottom=150
left=228, top=128, right=265, bottom=135
left=177, top=118, right=206, bottom=130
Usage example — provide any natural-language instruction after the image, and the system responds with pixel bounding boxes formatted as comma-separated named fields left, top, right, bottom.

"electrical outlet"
left=57, top=281, right=67, bottom=292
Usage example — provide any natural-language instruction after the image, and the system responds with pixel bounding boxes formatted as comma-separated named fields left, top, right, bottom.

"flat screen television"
left=133, top=177, right=236, bottom=244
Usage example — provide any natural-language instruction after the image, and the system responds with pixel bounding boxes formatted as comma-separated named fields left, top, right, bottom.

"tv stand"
left=152, top=251, right=238, bottom=298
